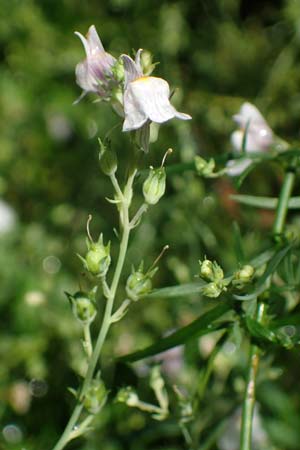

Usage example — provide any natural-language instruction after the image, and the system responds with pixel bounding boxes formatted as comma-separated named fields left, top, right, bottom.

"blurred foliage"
left=1, top=0, right=300, bottom=449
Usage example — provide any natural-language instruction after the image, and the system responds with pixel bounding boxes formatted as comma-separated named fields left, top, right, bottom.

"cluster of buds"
left=83, top=378, right=107, bottom=414
left=198, top=258, right=228, bottom=298
left=116, top=366, right=169, bottom=421
left=74, top=25, right=191, bottom=145
left=126, top=262, right=158, bottom=301
left=79, top=231, right=111, bottom=278
left=232, top=264, right=255, bottom=289
left=66, top=289, right=97, bottom=325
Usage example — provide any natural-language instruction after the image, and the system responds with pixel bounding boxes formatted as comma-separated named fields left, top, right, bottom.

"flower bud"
left=140, top=50, right=157, bottom=76
left=195, top=156, right=216, bottom=178
left=199, top=259, right=224, bottom=282
left=83, top=379, right=107, bottom=414
left=98, top=138, right=117, bottom=176
left=199, top=259, right=214, bottom=281
left=83, top=234, right=111, bottom=277
left=126, top=264, right=158, bottom=301
left=201, top=282, right=224, bottom=298
left=116, top=387, right=139, bottom=407
left=233, top=265, right=254, bottom=288
left=143, top=167, right=166, bottom=205
left=150, top=366, right=165, bottom=391
left=66, top=291, right=97, bottom=325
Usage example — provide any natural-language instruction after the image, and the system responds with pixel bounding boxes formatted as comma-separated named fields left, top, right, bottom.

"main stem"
left=51, top=171, right=135, bottom=450
left=240, top=166, right=295, bottom=450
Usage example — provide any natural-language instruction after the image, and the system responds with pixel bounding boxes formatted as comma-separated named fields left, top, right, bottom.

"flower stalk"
left=240, top=166, right=295, bottom=450
left=51, top=169, right=136, bottom=450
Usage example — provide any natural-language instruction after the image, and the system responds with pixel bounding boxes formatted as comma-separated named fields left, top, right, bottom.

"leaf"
left=231, top=195, right=300, bottom=210
left=245, top=317, right=277, bottom=343
left=234, top=244, right=292, bottom=301
left=143, top=280, right=206, bottom=299
left=232, top=221, right=245, bottom=264
left=119, top=302, right=232, bottom=362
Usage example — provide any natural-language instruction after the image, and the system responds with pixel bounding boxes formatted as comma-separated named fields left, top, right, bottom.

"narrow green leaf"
left=143, top=280, right=206, bottom=300
left=245, top=317, right=277, bottom=343
left=234, top=244, right=292, bottom=301
left=232, top=221, right=245, bottom=264
left=119, top=302, right=232, bottom=362
left=231, top=195, right=300, bottom=210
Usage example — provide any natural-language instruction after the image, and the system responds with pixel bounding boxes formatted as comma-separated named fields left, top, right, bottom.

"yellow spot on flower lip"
left=132, top=76, right=157, bottom=83
left=133, top=76, right=151, bottom=83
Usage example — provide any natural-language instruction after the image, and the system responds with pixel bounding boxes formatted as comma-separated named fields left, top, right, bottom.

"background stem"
left=240, top=167, right=295, bottom=450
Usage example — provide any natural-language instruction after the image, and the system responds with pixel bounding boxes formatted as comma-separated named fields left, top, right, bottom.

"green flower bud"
left=126, top=263, right=158, bottom=301
left=199, top=259, right=214, bottom=281
left=140, top=50, right=157, bottom=76
left=201, top=282, right=223, bottom=298
left=111, top=57, right=125, bottom=83
left=83, top=234, right=111, bottom=277
left=66, top=291, right=97, bottom=325
left=236, top=265, right=254, bottom=282
left=233, top=265, right=255, bottom=288
left=143, top=167, right=166, bottom=205
left=199, top=259, right=224, bottom=282
left=150, top=366, right=164, bottom=391
left=98, top=138, right=117, bottom=176
left=116, top=387, right=139, bottom=407
left=195, top=156, right=216, bottom=178
left=213, top=262, right=224, bottom=281
left=83, top=379, right=107, bottom=414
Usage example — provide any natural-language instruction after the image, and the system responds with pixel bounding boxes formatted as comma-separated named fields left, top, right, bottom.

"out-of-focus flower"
left=121, top=51, right=191, bottom=131
left=75, top=25, right=116, bottom=101
left=0, top=199, right=16, bottom=234
left=227, top=102, right=274, bottom=176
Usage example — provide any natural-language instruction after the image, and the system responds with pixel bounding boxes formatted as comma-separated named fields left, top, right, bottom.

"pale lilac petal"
left=233, top=102, right=266, bottom=127
left=233, top=102, right=273, bottom=150
left=121, top=54, right=143, bottom=87
left=75, top=60, right=98, bottom=93
left=226, top=158, right=252, bottom=176
left=122, top=85, right=148, bottom=131
left=134, top=49, right=143, bottom=73
left=74, top=31, right=90, bottom=57
left=231, top=130, right=256, bottom=153
left=175, top=111, right=192, bottom=120
left=86, top=25, right=105, bottom=53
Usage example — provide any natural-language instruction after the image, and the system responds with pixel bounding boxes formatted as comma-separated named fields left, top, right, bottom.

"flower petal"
left=121, top=54, right=143, bottom=87
left=122, top=85, right=148, bottom=131
left=129, top=77, right=191, bottom=124
left=86, top=25, right=105, bottom=54
left=75, top=60, right=98, bottom=93
left=134, top=49, right=143, bottom=73
left=226, top=158, right=252, bottom=176
left=233, top=102, right=266, bottom=127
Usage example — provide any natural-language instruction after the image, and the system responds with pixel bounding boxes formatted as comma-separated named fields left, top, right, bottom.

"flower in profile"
left=75, top=25, right=116, bottom=101
left=227, top=102, right=274, bottom=176
left=121, top=50, right=191, bottom=132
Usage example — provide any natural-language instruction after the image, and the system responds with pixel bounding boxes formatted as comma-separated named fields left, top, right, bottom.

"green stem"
left=240, top=302, right=265, bottom=450
left=51, top=171, right=136, bottom=450
left=240, top=167, right=295, bottom=450
left=272, top=168, right=296, bottom=236
left=83, top=324, right=93, bottom=359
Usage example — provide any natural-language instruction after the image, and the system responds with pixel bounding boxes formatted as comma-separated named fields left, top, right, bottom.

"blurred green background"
left=1, top=0, right=300, bottom=449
